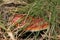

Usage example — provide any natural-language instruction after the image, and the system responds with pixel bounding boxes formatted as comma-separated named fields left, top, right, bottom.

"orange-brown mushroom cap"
left=11, top=14, right=49, bottom=32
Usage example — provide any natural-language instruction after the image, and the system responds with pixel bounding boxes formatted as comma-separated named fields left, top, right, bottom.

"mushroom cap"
left=11, top=14, right=49, bottom=32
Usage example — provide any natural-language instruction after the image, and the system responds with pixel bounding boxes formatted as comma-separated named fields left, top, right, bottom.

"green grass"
left=0, top=0, right=60, bottom=40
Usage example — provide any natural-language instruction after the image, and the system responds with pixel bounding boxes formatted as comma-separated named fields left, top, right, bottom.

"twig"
left=7, top=31, right=16, bottom=40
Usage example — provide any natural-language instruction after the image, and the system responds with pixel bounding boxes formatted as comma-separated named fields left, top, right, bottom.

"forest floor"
left=0, top=0, right=60, bottom=40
